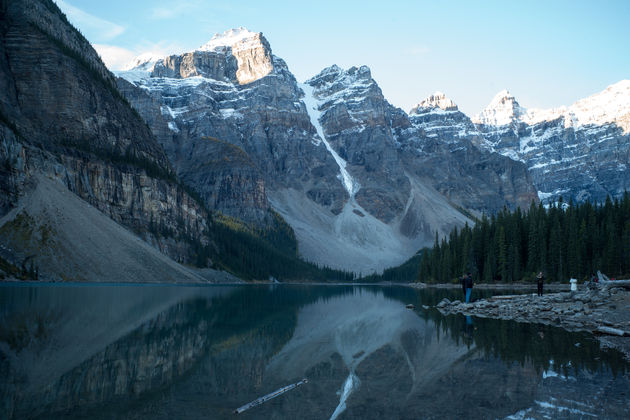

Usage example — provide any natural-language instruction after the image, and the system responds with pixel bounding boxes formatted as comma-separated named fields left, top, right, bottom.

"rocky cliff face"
left=304, top=65, right=411, bottom=222
left=118, top=28, right=343, bottom=226
left=408, top=91, right=479, bottom=140
left=118, top=30, right=537, bottom=273
left=307, top=67, right=536, bottom=219
left=0, top=0, right=212, bottom=277
left=407, top=84, right=630, bottom=206
left=403, top=92, right=536, bottom=214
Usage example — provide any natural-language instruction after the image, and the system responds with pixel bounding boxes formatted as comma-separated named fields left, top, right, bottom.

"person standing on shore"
left=537, top=271, right=544, bottom=296
left=461, top=274, right=467, bottom=300
left=465, top=272, right=474, bottom=303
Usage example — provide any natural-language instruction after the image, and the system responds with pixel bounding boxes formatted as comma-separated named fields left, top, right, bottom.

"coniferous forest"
left=418, top=194, right=630, bottom=284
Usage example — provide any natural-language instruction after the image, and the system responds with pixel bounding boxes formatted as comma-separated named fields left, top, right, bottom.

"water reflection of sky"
left=0, top=284, right=628, bottom=419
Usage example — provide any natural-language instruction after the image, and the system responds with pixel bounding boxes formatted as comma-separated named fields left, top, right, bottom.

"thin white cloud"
left=135, top=40, right=187, bottom=58
left=93, top=44, right=135, bottom=70
left=94, top=41, right=186, bottom=71
left=54, top=0, right=125, bottom=41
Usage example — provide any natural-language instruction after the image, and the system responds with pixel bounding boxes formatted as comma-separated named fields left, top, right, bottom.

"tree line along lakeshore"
left=417, top=193, right=630, bottom=284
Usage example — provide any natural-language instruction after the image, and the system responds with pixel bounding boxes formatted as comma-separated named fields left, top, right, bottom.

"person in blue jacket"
left=465, top=272, right=474, bottom=303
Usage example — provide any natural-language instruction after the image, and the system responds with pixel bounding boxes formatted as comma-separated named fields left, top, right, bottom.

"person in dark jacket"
left=537, top=271, right=544, bottom=296
left=465, top=272, right=473, bottom=303
left=461, top=274, right=467, bottom=299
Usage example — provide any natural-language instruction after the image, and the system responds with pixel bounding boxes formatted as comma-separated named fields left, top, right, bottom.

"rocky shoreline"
left=434, top=282, right=630, bottom=361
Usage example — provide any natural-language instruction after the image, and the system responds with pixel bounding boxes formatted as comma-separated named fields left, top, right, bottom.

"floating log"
left=595, top=326, right=628, bottom=337
left=234, top=378, right=308, bottom=414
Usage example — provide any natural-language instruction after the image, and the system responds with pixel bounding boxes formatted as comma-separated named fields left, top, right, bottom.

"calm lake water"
left=1, top=283, right=629, bottom=419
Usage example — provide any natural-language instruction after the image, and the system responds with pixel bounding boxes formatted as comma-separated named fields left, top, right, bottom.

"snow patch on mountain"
left=569, top=80, right=630, bottom=131
left=308, top=65, right=376, bottom=109
left=473, top=89, right=524, bottom=126
left=198, top=27, right=260, bottom=52
left=300, top=83, right=359, bottom=197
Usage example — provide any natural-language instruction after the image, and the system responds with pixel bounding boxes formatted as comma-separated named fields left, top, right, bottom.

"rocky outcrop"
left=0, top=0, right=213, bottom=277
left=115, top=78, right=269, bottom=223
left=408, top=91, right=479, bottom=140
left=154, top=27, right=275, bottom=85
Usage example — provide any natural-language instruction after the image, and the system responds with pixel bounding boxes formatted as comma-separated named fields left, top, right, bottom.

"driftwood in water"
left=595, top=326, right=628, bottom=337
left=234, top=378, right=308, bottom=414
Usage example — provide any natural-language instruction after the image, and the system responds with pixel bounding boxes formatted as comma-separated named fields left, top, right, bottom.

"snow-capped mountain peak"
left=409, top=91, right=458, bottom=115
left=473, top=81, right=630, bottom=131
left=473, top=89, right=524, bottom=126
left=197, top=27, right=273, bottom=84
left=198, top=27, right=262, bottom=52
left=568, top=79, right=630, bottom=131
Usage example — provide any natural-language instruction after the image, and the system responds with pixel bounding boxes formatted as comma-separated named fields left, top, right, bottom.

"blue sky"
left=55, top=0, right=630, bottom=116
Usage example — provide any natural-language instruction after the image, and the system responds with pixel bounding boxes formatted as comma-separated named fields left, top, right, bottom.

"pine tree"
left=497, top=226, right=507, bottom=282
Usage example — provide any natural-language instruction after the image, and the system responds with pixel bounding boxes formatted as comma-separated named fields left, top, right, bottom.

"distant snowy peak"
left=409, top=92, right=458, bottom=115
left=473, top=89, right=524, bottom=126
left=307, top=64, right=373, bottom=87
left=568, top=79, right=630, bottom=131
left=122, top=52, right=164, bottom=71
left=474, top=81, right=630, bottom=132
left=198, top=27, right=263, bottom=52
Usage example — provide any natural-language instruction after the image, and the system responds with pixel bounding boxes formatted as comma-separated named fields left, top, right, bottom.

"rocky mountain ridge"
left=118, top=28, right=537, bottom=273
left=419, top=82, right=630, bottom=204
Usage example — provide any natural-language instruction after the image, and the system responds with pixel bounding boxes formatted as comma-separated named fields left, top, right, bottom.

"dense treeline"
left=359, top=253, right=422, bottom=283
left=189, top=212, right=357, bottom=282
left=418, top=194, right=630, bottom=283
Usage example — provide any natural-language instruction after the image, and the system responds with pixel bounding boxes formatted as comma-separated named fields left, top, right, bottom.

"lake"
left=1, top=283, right=629, bottom=419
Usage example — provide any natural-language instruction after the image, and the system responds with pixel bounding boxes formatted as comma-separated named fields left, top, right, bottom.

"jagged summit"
left=196, top=27, right=274, bottom=84
left=489, top=89, right=513, bottom=104
left=305, top=65, right=376, bottom=103
left=473, top=89, right=524, bottom=126
left=307, top=64, right=372, bottom=85
left=473, top=81, right=630, bottom=131
left=198, top=27, right=262, bottom=52
left=409, top=92, right=458, bottom=115
left=118, top=26, right=275, bottom=85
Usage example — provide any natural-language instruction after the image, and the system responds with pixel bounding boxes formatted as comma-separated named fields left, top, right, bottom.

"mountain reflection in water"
left=0, top=284, right=629, bottom=419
